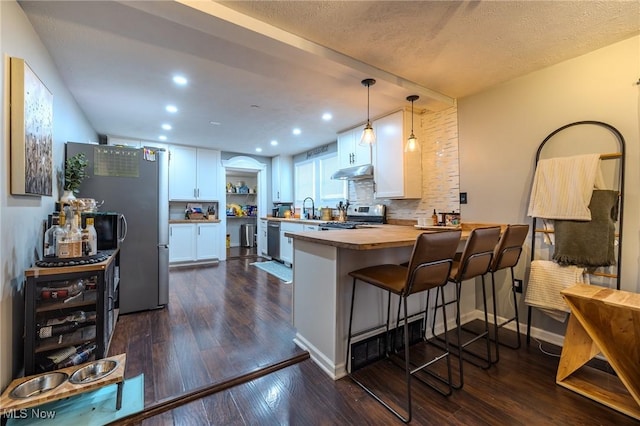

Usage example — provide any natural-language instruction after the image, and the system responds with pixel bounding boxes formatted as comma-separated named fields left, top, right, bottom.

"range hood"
left=330, top=164, right=374, bottom=180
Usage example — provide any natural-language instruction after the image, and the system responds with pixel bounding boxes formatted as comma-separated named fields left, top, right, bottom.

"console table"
left=557, top=284, right=640, bottom=420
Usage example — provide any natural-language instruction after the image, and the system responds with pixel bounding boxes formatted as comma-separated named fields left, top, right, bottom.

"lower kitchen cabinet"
left=280, top=222, right=303, bottom=265
left=169, top=223, right=196, bottom=262
left=196, top=223, right=220, bottom=260
left=169, top=222, right=220, bottom=263
left=258, top=219, right=268, bottom=256
left=23, top=250, right=120, bottom=375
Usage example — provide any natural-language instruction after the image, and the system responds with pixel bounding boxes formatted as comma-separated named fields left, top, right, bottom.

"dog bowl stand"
left=0, top=353, right=126, bottom=414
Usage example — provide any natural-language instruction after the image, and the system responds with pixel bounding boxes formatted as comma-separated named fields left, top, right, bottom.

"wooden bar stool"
left=433, top=226, right=501, bottom=389
left=487, top=224, right=529, bottom=362
left=345, top=230, right=461, bottom=423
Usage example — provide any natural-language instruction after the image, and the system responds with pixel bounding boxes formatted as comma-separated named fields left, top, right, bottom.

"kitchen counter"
left=260, top=216, right=327, bottom=225
left=286, top=222, right=503, bottom=379
left=169, top=218, right=221, bottom=224
left=284, top=224, right=472, bottom=250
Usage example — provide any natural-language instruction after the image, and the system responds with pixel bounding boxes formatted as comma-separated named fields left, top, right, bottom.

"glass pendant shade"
left=360, top=121, right=376, bottom=146
left=404, top=95, right=420, bottom=152
left=359, top=78, right=376, bottom=146
left=405, top=132, right=419, bottom=152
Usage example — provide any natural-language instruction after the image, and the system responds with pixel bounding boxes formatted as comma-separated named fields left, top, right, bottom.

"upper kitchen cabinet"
left=272, top=155, right=293, bottom=202
left=372, top=109, right=422, bottom=199
left=169, top=146, right=220, bottom=201
left=337, top=127, right=372, bottom=169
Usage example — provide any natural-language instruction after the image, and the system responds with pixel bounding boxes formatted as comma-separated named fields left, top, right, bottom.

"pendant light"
left=359, top=78, right=376, bottom=146
left=404, top=95, right=420, bottom=152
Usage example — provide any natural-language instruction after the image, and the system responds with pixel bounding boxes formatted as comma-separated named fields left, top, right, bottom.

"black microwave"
left=82, top=212, right=127, bottom=250
left=50, top=212, right=127, bottom=251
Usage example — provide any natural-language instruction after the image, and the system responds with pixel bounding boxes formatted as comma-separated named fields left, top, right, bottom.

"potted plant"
left=61, top=153, right=88, bottom=203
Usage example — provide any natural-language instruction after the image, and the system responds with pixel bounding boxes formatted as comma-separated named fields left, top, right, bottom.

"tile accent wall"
left=349, top=105, right=460, bottom=222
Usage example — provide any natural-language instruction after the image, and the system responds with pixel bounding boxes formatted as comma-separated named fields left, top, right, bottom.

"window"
left=294, top=152, right=345, bottom=214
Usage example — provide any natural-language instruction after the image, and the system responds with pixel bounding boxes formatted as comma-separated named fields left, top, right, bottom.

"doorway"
left=221, top=156, right=267, bottom=260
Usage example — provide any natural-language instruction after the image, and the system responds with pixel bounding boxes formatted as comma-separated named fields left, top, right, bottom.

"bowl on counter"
left=9, top=372, right=68, bottom=399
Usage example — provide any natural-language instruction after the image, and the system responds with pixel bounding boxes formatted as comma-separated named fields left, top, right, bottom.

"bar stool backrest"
left=406, top=230, right=461, bottom=296
left=489, top=224, right=529, bottom=273
left=452, top=226, right=501, bottom=282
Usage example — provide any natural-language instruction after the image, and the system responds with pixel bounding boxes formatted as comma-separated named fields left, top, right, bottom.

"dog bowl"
left=69, top=359, right=118, bottom=384
left=9, top=372, right=68, bottom=399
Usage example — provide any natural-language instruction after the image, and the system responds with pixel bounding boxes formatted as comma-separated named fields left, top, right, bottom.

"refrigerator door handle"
left=119, top=214, right=128, bottom=243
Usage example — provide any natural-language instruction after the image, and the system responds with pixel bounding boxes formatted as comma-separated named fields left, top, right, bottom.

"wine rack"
left=23, top=249, right=120, bottom=375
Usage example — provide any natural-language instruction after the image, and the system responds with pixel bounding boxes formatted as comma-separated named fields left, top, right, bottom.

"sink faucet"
left=302, top=197, right=315, bottom=220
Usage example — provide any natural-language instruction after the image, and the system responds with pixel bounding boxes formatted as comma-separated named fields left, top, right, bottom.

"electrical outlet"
left=460, top=192, right=468, bottom=204
left=514, top=279, right=523, bottom=293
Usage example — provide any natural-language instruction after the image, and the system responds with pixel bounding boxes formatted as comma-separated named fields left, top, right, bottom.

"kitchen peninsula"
left=286, top=225, right=486, bottom=379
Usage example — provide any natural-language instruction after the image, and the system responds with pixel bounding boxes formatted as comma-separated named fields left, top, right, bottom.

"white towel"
left=525, top=260, right=587, bottom=322
left=527, top=153, right=604, bottom=220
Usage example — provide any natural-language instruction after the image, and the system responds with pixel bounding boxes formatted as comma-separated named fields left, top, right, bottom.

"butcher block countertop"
left=285, top=222, right=506, bottom=250
left=169, top=219, right=221, bottom=224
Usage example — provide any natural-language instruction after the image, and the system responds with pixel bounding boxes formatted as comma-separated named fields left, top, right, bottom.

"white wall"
left=0, top=0, right=97, bottom=390
left=457, top=35, right=640, bottom=336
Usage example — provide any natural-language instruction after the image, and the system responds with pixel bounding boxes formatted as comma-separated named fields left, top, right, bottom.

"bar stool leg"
left=491, top=267, right=522, bottom=353
left=346, top=278, right=412, bottom=423
left=490, top=271, right=501, bottom=363
left=431, top=284, right=464, bottom=389
left=458, top=276, right=493, bottom=369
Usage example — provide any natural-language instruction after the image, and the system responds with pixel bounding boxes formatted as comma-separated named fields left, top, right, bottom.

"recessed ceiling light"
left=166, top=105, right=178, bottom=113
left=173, top=75, right=188, bottom=86
left=256, top=147, right=263, bottom=153
left=270, top=140, right=278, bottom=146
left=322, top=113, right=332, bottom=121
left=292, top=128, right=301, bottom=135
left=159, top=135, right=167, bottom=141
left=210, top=121, right=221, bottom=126
left=161, top=123, right=172, bottom=130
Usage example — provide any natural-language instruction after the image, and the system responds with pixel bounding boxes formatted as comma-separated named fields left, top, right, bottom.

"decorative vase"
left=60, top=190, right=76, bottom=204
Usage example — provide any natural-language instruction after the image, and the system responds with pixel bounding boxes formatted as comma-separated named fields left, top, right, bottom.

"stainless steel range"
left=320, top=204, right=386, bottom=230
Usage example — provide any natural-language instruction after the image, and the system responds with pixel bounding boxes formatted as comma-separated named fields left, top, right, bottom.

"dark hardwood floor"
left=110, top=259, right=636, bottom=425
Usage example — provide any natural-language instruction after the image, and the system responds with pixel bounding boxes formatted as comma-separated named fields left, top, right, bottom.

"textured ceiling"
left=220, top=0, right=640, bottom=98
left=19, top=1, right=640, bottom=156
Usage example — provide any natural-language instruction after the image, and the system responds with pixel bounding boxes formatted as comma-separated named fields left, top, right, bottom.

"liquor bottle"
left=68, top=212, right=83, bottom=257
left=81, top=227, right=91, bottom=256
left=37, top=321, right=82, bottom=339
left=85, top=217, right=98, bottom=255
left=56, top=210, right=71, bottom=258
left=58, top=343, right=97, bottom=368
left=44, top=215, right=61, bottom=257
left=432, top=209, right=438, bottom=226
left=42, top=310, right=88, bottom=326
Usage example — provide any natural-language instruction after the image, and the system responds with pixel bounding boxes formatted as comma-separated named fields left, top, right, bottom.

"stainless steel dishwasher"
left=267, top=221, right=280, bottom=260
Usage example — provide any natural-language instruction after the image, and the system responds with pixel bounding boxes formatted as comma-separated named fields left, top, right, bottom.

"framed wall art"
left=10, top=57, right=53, bottom=196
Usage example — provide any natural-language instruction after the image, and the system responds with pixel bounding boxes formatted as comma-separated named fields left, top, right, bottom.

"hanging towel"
left=527, top=153, right=604, bottom=220
left=553, top=190, right=618, bottom=267
left=525, top=260, right=587, bottom=322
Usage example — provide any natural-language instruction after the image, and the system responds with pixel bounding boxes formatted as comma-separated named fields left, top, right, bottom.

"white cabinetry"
left=258, top=219, right=268, bottom=256
left=280, top=222, right=302, bottom=265
left=272, top=155, right=293, bottom=202
left=169, top=146, right=220, bottom=201
left=372, top=109, right=422, bottom=199
left=196, top=223, right=220, bottom=260
left=337, top=127, right=372, bottom=169
left=169, top=223, right=196, bottom=263
left=169, top=222, right=220, bottom=263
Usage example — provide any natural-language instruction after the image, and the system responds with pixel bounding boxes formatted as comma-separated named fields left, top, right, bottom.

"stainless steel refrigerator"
left=66, top=142, right=169, bottom=314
